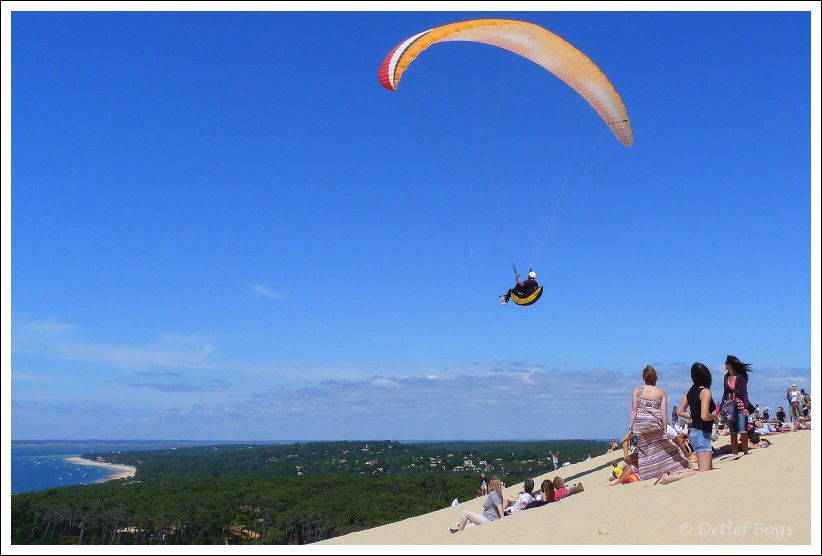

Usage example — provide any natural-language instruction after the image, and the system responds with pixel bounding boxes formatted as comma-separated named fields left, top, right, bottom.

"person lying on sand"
left=553, top=476, right=584, bottom=499
left=525, top=480, right=555, bottom=509
left=747, top=432, right=773, bottom=448
left=503, top=478, right=535, bottom=515
left=752, top=419, right=779, bottom=435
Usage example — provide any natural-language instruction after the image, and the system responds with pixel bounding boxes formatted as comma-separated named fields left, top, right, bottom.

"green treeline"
left=11, top=439, right=607, bottom=545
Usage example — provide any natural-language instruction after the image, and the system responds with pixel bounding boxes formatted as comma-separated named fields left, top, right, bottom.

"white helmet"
left=528, top=271, right=536, bottom=279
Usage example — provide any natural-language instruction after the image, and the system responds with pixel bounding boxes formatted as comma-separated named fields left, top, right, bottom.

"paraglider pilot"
left=501, top=270, right=538, bottom=305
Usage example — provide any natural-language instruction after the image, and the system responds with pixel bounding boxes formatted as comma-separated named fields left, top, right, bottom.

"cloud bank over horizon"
left=12, top=342, right=811, bottom=440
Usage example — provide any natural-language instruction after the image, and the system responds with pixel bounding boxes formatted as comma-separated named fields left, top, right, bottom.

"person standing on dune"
left=627, top=365, right=691, bottom=482
left=723, top=355, right=754, bottom=455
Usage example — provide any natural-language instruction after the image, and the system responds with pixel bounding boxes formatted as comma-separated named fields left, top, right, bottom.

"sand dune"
left=323, top=431, right=811, bottom=545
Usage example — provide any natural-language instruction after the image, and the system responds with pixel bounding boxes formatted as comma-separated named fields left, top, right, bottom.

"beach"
left=323, top=430, right=811, bottom=545
left=64, top=457, right=137, bottom=483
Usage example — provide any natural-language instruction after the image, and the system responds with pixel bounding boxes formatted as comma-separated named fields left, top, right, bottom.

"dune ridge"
left=323, top=431, right=812, bottom=545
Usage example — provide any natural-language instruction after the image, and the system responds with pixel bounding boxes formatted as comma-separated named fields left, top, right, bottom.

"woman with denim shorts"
left=657, top=363, right=717, bottom=485
left=722, top=355, right=754, bottom=456
left=684, top=363, right=716, bottom=462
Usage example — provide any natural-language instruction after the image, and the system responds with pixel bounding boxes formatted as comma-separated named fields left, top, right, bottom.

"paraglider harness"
left=504, top=265, right=544, bottom=306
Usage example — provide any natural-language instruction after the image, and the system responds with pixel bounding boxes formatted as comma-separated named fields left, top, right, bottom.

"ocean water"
left=10, top=440, right=237, bottom=494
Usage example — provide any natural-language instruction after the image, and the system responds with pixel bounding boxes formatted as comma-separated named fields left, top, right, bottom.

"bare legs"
left=695, top=451, right=713, bottom=471
left=456, top=511, right=489, bottom=531
left=608, top=466, right=638, bottom=486
left=656, top=450, right=713, bottom=485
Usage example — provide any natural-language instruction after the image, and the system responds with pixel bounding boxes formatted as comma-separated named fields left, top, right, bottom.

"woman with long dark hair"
left=656, top=363, right=717, bottom=485
left=525, top=479, right=555, bottom=509
left=722, top=354, right=754, bottom=456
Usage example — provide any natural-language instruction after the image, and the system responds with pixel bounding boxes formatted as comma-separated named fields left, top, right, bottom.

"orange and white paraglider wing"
left=378, top=19, right=633, bottom=147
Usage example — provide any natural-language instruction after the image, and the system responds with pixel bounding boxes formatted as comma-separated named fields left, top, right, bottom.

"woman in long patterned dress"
left=627, top=365, right=691, bottom=482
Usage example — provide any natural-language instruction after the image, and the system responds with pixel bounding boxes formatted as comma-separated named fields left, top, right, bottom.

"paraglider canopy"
left=378, top=18, right=633, bottom=147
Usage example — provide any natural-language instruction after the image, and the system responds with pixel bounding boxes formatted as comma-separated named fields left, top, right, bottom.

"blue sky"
left=9, top=10, right=813, bottom=440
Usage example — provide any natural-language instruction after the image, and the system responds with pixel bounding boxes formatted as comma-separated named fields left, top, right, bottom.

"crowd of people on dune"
left=607, top=355, right=811, bottom=486
left=448, top=474, right=584, bottom=533
left=447, top=354, right=810, bottom=533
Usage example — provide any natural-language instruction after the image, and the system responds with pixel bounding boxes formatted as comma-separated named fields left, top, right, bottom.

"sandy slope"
left=323, top=431, right=811, bottom=545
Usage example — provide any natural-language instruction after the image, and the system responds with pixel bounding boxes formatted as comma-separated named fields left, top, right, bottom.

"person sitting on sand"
left=607, top=439, right=619, bottom=453
left=752, top=404, right=762, bottom=422
left=610, top=462, right=641, bottom=485
left=776, top=406, right=787, bottom=424
left=608, top=459, right=626, bottom=481
left=504, top=478, right=535, bottom=515
left=666, top=422, right=692, bottom=458
left=449, top=477, right=505, bottom=533
left=552, top=476, right=584, bottom=500
left=525, top=479, right=555, bottom=509
left=792, top=414, right=811, bottom=431
left=611, top=448, right=642, bottom=485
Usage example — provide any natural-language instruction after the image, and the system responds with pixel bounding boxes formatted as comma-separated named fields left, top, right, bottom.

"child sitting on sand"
left=607, top=460, right=622, bottom=481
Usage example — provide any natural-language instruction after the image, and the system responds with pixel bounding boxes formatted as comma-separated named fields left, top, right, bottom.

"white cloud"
left=251, top=284, right=283, bottom=301
left=14, top=361, right=810, bottom=440
left=12, top=319, right=810, bottom=439
left=13, top=318, right=75, bottom=336
left=125, top=416, right=157, bottom=425
left=12, top=318, right=216, bottom=370
left=177, top=363, right=812, bottom=439
left=370, top=378, right=401, bottom=388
